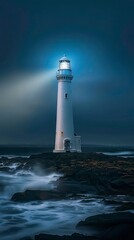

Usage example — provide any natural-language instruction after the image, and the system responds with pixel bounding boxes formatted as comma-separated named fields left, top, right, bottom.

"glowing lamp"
left=60, top=61, right=70, bottom=69
left=59, top=56, right=71, bottom=70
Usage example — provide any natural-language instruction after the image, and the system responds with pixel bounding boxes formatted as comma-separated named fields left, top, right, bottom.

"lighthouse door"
left=64, top=139, right=71, bottom=152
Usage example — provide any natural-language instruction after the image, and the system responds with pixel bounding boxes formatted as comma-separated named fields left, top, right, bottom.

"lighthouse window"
left=65, top=93, right=68, bottom=99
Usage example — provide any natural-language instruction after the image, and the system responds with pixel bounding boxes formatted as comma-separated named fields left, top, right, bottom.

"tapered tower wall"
left=53, top=56, right=81, bottom=153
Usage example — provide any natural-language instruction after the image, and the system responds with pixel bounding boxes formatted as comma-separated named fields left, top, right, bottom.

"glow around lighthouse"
left=53, top=56, right=81, bottom=153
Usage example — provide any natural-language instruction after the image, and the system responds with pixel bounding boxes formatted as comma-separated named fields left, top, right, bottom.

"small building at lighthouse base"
left=74, top=135, right=81, bottom=152
left=53, top=135, right=81, bottom=153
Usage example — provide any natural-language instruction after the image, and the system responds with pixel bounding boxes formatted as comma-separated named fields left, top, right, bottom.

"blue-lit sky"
left=0, top=0, right=133, bottom=145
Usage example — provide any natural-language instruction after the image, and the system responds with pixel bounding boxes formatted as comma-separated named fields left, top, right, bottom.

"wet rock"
left=19, top=237, right=32, bottom=240
left=76, top=212, right=134, bottom=240
left=77, top=212, right=134, bottom=227
left=35, top=233, right=99, bottom=240
left=112, top=176, right=134, bottom=186
left=57, top=177, right=97, bottom=194
left=116, top=202, right=134, bottom=211
left=11, top=190, right=65, bottom=202
left=103, top=199, right=120, bottom=205
left=0, top=166, right=11, bottom=172
left=1, top=152, right=134, bottom=196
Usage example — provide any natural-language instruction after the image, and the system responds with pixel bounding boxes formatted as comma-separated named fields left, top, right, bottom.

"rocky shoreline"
left=1, top=152, right=133, bottom=197
left=0, top=152, right=134, bottom=239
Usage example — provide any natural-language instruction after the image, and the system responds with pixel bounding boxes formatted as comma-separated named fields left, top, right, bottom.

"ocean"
left=0, top=145, right=134, bottom=158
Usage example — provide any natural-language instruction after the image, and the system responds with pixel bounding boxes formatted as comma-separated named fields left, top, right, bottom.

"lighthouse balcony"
left=57, top=74, right=73, bottom=80
left=56, top=69, right=73, bottom=79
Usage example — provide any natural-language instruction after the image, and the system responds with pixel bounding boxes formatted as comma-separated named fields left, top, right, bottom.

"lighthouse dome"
left=60, top=56, right=70, bottom=62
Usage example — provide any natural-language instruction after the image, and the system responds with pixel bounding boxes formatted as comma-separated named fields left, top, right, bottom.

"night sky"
left=0, top=0, right=133, bottom=146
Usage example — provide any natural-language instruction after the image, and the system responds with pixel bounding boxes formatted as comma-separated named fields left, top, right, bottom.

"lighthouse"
left=53, top=56, right=81, bottom=153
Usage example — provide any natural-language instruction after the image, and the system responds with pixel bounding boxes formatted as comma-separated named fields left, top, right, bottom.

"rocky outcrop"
left=11, top=190, right=65, bottom=202
left=56, top=177, right=97, bottom=194
left=76, top=212, right=134, bottom=240
left=116, top=202, right=134, bottom=211
left=34, top=233, right=99, bottom=240
left=9, top=152, right=134, bottom=201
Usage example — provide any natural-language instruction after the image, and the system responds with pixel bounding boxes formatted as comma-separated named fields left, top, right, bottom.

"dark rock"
left=57, top=177, right=97, bottom=194
left=11, top=190, right=65, bottom=202
left=19, top=237, right=32, bottom=240
left=102, top=223, right=134, bottom=240
left=1, top=151, right=134, bottom=196
left=103, top=199, right=122, bottom=205
left=0, top=166, right=11, bottom=172
left=76, top=212, right=134, bottom=240
left=116, top=202, right=134, bottom=211
left=35, top=233, right=99, bottom=240
left=111, top=177, right=134, bottom=193
left=77, top=212, right=134, bottom=227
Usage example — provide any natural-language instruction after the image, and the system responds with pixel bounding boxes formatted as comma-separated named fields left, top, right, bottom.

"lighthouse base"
left=53, top=149, right=80, bottom=153
left=53, top=149, right=66, bottom=153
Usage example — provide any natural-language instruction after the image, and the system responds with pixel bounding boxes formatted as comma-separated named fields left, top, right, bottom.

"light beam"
left=0, top=68, right=56, bottom=127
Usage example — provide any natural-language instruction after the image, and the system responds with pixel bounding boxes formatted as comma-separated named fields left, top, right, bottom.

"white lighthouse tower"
left=53, top=56, right=81, bottom=153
